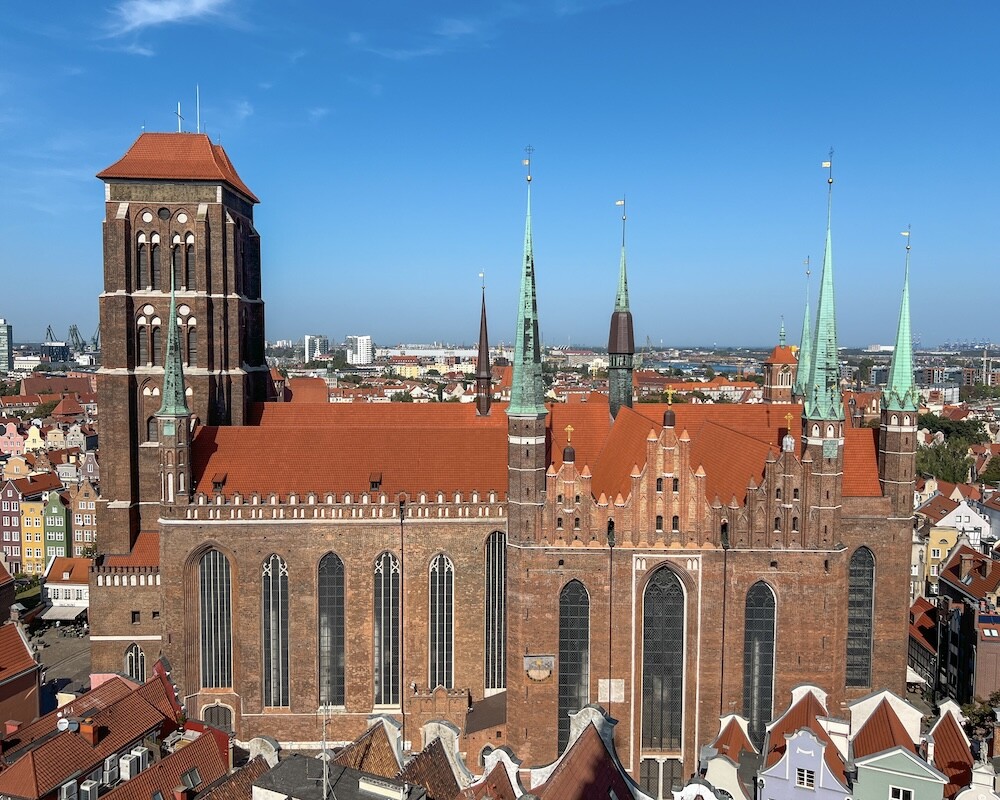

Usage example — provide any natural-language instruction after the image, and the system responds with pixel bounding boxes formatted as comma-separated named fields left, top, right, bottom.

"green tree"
left=980, top=458, right=1000, bottom=486
left=916, top=439, right=973, bottom=483
left=32, top=400, right=59, bottom=418
left=858, top=357, right=875, bottom=384
left=918, top=413, right=988, bottom=444
left=391, top=392, right=414, bottom=403
left=963, top=690, right=1000, bottom=741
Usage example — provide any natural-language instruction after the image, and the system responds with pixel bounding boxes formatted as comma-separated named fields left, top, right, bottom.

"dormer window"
left=370, top=472, right=382, bottom=492
left=212, top=473, right=227, bottom=493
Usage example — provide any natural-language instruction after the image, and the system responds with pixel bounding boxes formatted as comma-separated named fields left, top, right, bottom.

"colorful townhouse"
left=69, top=479, right=98, bottom=556
left=43, top=492, right=71, bottom=563
left=19, top=497, right=45, bottom=575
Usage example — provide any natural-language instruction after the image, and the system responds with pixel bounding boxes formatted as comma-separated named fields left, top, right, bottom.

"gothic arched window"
left=199, top=549, right=232, bottom=688
left=374, top=552, right=400, bottom=705
left=429, top=554, right=454, bottom=689
left=187, top=326, right=198, bottom=367
left=262, top=553, right=289, bottom=706
left=171, top=245, right=182, bottom=289
left=558, top=580, right=590, bottom=753
left=151, top=244, right=161, bottom=290
left=318, top=552, right=345, bottom=706
left=642, top=567, right=684, bottom=751
left=125, top=642, right=146, bottom=682
left=151, top=326, right=162, bottom=365
left=847, top=547, right=875, bottom=686
left=484, top=531, right=506, bottom=693
left=743, top=582, right=776, bottom=748
left=137, top=325, right=148, bottom=364
left=137, top=242, right=148, bottom=287
left=146, top=417, right=158, bottom=443
left=185, top=236, right=195, bottom=290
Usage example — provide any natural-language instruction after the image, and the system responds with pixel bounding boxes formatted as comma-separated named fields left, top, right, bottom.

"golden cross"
left=665, top=387, right=675, bottom=405
left=564, top=424, right=574, bottom=443
left=784, top=412, right=794, bottom=428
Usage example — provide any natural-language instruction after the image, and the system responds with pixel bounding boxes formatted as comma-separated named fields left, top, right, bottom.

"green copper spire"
left=778, top=317, right=786, bottom=346
left=884, top=228, right=918, bottom=411
left=805, top=158, right=844, bottom=421
left=508, top=151, right=547, bottom=417
left=157, top=261, right=189, bottom=417
left=793, top=264, right=813, bottom=399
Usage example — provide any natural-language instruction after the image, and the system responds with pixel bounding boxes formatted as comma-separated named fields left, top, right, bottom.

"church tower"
left=155, top=269, right=192, bottom=506
left=95, top=133, right=270, bottom=553
left=475, top=288, right=492, bottom=416
left=878, top=231, right=918, bottom=518
left=607, top=200, right=634, bottom=419
left=506, top=153, right=548, bottom=546
left=801, top=160, right=844, bottom=547
left=762, top=320, right=797, bottom=404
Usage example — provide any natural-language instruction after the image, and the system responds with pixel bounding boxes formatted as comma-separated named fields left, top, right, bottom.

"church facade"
left=89, top=134, right=916, bottom=799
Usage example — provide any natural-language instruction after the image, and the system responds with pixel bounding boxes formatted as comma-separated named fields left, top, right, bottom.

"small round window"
left=157, top=207, right=170, bottom=220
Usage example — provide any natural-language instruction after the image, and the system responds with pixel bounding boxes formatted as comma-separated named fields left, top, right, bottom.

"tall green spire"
left=508, top=152, right=547, bottom=417
left=778, top=317, right=786, bottom=346
left=157, top=260, right=189, bottom=417
left=615, top=200, right=629, bottom=312
left=793, top=264, right=812, bottom=399
left=804, top=160, right=844, bottom=421
left=884, top=229, right=918, bottom=411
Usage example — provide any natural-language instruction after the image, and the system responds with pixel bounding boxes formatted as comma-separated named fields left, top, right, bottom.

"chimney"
left=173, top=787, right=191, bottom=800
left=961, top=554, right=976, bottom=581
left=4, top=720, right=22, bottom=736
left=79, top=717, right=98, bottom=746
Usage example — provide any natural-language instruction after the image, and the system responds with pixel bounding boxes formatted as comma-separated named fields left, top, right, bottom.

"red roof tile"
left=101, top=731, right=227, bottom=800
left=199, top=756, right=270, bottom=800
left=910, top=598, right=937, bottom=655
left=852, top=699, right=916, bottom=759
left=930, top=711, right=973, bottom=799
left=396, top=737, right=460, bottom=800
left=8, top=473, right=62, bottom=498
left=287, top=377, right=329, bottom=403
left=842, top=427, right=883, bottom=497
left=533, top=724, right=634, bottom=800
left=764, top=691, right=845, bottom=784
left=0, top=561, right=12, bottom=588
left=938, top=544, right=1000, bottom=600
left=0, top=624, right=37, bottom=685
left=919, top=496, right=960, bottom=524
left=765, top=345, right=798, bottom=365
left=97, top=133, right=258, bottom=203
left=333, top=724, right=400, bottom=779
left=104, top=531, right=160, bottom=567
left=45, top=557, right=91, bottom=584
left=461, top=761, right=517, bottom=800
left=712, top=718, right=757, bottom=763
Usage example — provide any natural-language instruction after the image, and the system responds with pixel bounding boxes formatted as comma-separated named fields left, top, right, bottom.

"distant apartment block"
left=346, top=334, right=373, bottom=365
left=0, top=319, right=12, bottom=373
left=302, top=334, right=329, bottom=361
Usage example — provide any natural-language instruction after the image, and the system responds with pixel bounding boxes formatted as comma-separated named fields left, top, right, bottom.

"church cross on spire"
left=884, top=227, right=918, bottom=412
left=509, top=146, right=547, bottom=417
left=157, top=255, right=189, bottom=418
left=804, top=150, right=844, bottom=421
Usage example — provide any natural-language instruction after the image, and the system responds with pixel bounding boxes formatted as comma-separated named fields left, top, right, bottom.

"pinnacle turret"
left=793, top=275, right=813, bottom=400
left=157, top=263, right=189, bottom=418
left=884, top=231, right=918, bottom=412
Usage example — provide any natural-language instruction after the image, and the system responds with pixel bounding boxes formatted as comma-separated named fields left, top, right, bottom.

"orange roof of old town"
left=97, top=132, right=259, bottom=203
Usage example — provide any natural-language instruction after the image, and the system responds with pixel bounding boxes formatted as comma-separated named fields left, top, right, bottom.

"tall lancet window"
left=374, top=551, right=400, bottom=706
left=184, top=235, right=195, bottom=289
left=642, top=567, right=684, bottom=751
left=199, top=549, right=232, bottom=688
left=847, top=547, right=875, bottom=686
left=743, top=582, right=776, bottom=748
left=558, top=580, right=590, bottom=753
left=151, top=243, right=161, bottom=290
left=125, top=642, right=146, bottom=683
left=484, top=531, right=506, bottom=694
left=262, top=553, right=290, bottom=706
left=318, top=552, right=345, bottom=706
left=429, top=554, right=454, bottom=689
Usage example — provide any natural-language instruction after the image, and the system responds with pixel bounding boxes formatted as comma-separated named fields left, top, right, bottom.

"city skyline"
left=1, top=1, right=998, bottom=347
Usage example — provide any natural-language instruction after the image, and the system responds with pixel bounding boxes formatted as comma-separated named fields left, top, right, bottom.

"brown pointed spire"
left=476, top=287, right=492, bottom=416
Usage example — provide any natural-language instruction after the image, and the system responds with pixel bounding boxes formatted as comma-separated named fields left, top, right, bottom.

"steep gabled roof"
left=851, top=699, right=916, bottom=759
left=97, top=132, right=258, bottom=202
left=532, top=724, right=634, bottom=800
left=461, top=761, right=517, bottom=800
left=938, top=544, right=1000, bottom=600
left=930, top=711, right=973, bottom=798
left=100, top=731, right=226, bottom=800
left=0, top=624, right=37, bottom=686
left=910, top=598, right=937, bottom=655
left=763, top=691, right=845, bottom=784
left=197, top=756, right=270, bottom=800
left=712, top=717, right=758, bottom=764
left=396, top=738, right=460, bottom=800
left=332, top=723, right=400, bottom=779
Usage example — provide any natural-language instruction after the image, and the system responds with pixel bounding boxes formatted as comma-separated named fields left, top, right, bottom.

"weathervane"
left=822, top=147, right=834, bottom=185
left=523, top=145, right=533, bottom=182
left=615, top=197, right=627, bottom=247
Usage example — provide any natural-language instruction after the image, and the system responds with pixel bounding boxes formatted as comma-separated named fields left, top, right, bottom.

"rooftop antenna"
left=175, top=102, right=184, bottom=133
left=196, top=85, right=201, bottom=134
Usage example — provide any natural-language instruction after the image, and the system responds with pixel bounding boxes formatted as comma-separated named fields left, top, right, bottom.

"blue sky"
left=0, top=1, right=997, bottom=349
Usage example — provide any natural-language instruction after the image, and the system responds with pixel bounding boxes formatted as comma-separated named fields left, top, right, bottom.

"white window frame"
left=796, top=768, right=816, bottom=789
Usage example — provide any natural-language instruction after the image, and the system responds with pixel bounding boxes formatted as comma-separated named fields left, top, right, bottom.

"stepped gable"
left=104, top=531, right=159, bottom=567
left=930, top=711, right=973, bottom=798
left=851, top=698, right=916, bottom=759
left=461, top=761, right=517, bottom=800
left=97, top=132, right=258, bottom=203
left=194, top=403, right=507, bottom=500
left=101, top=730, right=227, bottom=800
left=332, top=723, right=400, bottom=779
left=396, top=737, right=460, bottom=800
left=763, top=691, right=845, bottom=784
left=530, top=724, right=634, bottom=800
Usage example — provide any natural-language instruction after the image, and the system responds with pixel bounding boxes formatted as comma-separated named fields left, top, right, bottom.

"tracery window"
left=558, top=580, right=590, bottom=753
left=642, top=567, right=684, bottom=751
left=262, top=553, right=289, bottom=706
left=199, top=549, right=232, bottom=688
left=151, top=243, right=161, bottom=290
left=484, top=531, right=506, bottom=693
left=318, top=553, right=345, bottom=706
left=125, top=642, right=146, bottom=682
left=743, top=582, right=776, bottom=748
left=847, top=547, right=875, bottom=686
left=429, top=554, right=454, bottom=689
left=373, top=551, right=400, bottom=705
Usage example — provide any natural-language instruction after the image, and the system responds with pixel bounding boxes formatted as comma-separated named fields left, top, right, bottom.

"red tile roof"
left=852, top=699, right=916, bottom=759
left=104, top=532, right=159, bottom=567
left=45, top=557, right=92, bottom=584
left=765, top=345, right=798, bottom=365
left=396, top=737, right=460, bottom=800
left=101, top=731, right=227, bottom=800
left=930, top=711, right=973, bottom=798
left=198, top=756, right=270, bottom=800
left=0, top=624, right=37, bottom=685
left=712, top=718, right=757, bottom=763
left=910, top=597, right=937, bottom=655
left=97, top=133, right=259, bottom=203
left=919, top=496, right=960, bottom=524
left=763, top=691, right=845, bottom=784
left=533, top=724, right=634, bottom=800
left=938, top=544, right=1000, bottom=600
left=195, top=404, right=508, bottom=499
left=332, top=724, right=400, bottom=779
left=0, top=561, right=12, bottom=588
left=286, top=377, right=329, bottom=403
left=461, top=761, right=517, bottom=800
left=8, top=472, right=62, bottom=498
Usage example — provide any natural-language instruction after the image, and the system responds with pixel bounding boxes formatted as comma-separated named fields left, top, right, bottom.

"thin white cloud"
left=121, top=42, right=156, bottom=56
left=108, top=0, right=230, bottom=35
left=307, top=107, right=330, bottom=121
left=434, top=18, right=483, bottom=39
left=234, top=100, right=253, bottom=120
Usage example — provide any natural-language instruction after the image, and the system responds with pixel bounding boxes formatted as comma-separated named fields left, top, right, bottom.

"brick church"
left=89, top=133, right=917, bottom=798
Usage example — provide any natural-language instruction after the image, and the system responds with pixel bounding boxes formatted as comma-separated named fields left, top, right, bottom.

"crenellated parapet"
left=91, top=565, right=161, bottom=586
